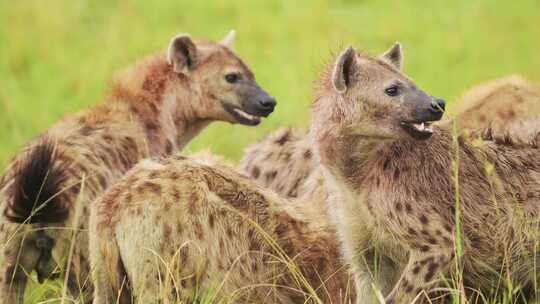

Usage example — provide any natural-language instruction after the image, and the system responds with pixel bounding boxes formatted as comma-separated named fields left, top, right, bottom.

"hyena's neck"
left=312, top=125, right=385, bottom=187
left=109, top=53, right=210, bottom=156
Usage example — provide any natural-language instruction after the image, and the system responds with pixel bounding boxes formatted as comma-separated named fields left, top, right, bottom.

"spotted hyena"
left=312, top=43, right=540, bottom=303
left=89, top=154, right=354, bottom=304
left=235, top=74, right=540, bottom=304
left=0, top=30, right=275, bottom=304
left=239, top=75, right=540, bottom=201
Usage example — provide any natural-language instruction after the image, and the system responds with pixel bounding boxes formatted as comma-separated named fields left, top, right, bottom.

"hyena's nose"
left=257, top=96, right=277, bottom=111
left=430, top=98, right=445, bottom=114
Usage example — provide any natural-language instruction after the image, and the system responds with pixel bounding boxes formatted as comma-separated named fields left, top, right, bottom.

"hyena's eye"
left=225, top=73, right=241, bottom=84
left=384, top=85, right=400, bottom=97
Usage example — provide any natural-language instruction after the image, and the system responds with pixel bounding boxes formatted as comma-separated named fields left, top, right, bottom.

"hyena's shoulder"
left=238, top=127, right=316, bottom=198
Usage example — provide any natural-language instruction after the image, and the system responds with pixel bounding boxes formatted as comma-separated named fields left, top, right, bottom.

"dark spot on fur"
left=393, top=167, right=400, bottom=179
left=405, top=283, right=414, bottom=293
left=395, top=202, right=402, bottom=212
left=103, top=134, right=114, bottom=143
left=276, top=130, right=291, bottom=145
left=252, top=167, right=260, bottom=179
left=424, top=263, right=439, bottom=282
left=80, top=125, right=94, bottom=136
left=444, top=224, right=452, bottom=233
left=420, top=245, right=430, bottom=252
left=165, top=140, right=174, bottom=154
left=405, top=203, right=413, bottom=213
left=408, top=227, right=417, bottom=235
left=419, top=214, right=429, bottom=225
left=304, top=149, right=312, bottom=159
left=412, top=265, right=421, bottom=274
left=144, top=182, right=161, bottom=194
left=149, top=103, right=159, bottom=115
left=149, top=171, right=159, bottom=179
left=194, top=221, right=204, bottom=240
left=97, top=175, right=108, bottom=189
left=145, top=122, right=159, bottom=132
left=208, top=214, right=215, bottom=229
left=265, top=171, right=277, bottom=182
left=383, top=158, right=390, bottom=170
left=163, top=224, right=172, bottom=241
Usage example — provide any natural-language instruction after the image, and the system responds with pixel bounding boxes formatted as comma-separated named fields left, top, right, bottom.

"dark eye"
left=385, top=86, right=400, bottom=97
left=225, top=73, right=241, bottom=84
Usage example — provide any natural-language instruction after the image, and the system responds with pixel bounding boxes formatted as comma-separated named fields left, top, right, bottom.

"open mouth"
left=222, top=103, right=262, bottom=126
left=400, top=121, right=435, bottom=140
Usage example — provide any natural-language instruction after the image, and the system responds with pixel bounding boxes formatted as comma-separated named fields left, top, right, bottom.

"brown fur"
left=89, top=155, right=354, bottom=304
left=239, top=74, right=540, bottom=201
left=235, top=75, right=540, bottom=303
left=0, top=32, right=273, bottom=304
left=312, top=45, right=540, bottom=303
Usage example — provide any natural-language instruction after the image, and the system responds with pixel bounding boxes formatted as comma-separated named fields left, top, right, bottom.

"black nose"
left=430, top=98, right=445, bottom=114
left=257, top=97, right=277, bottom=111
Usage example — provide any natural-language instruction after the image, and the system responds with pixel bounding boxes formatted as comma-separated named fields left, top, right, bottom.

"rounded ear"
left=220, top=30, right=236, bottom=47
left=332, top=46, right=357, bottom=94
left=167, top=34, right=198, bottom=74
left=380, top=42, right=403, bottom=69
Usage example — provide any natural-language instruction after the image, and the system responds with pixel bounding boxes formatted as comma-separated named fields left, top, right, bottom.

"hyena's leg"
left=352, top=248, right=398, bottom=304
left=0, top=223, right=41, bottom=304
left=385, top=249, right=454, bottom=304
left=89, top=228, right=130, bottom=304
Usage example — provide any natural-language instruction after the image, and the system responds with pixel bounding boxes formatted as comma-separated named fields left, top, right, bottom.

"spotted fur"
left=312, top=44, right=540, bottom=303
left=89, top=155, right=354, bottom=304
left=0, top=31, right=273, bottom=304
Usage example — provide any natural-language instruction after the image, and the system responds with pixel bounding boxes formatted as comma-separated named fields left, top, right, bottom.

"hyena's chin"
left=400, top=120, right=435, bottom=140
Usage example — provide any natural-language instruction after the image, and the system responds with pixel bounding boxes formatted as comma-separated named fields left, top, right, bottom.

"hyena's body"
left=312, top=44, right=540, bottom=303
left=0, top=32, right=275, bottom=304
left=239, top=74, right=540, bottom=201
left=90, top=155, right=353, bottom=304
left=234, top=76, right=540, bottom=302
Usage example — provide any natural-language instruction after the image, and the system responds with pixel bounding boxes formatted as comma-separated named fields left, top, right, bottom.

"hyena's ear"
left=332, top=46, right=357, bottom=94
left=167, top=34, right=198, bottom=74
left=380, top=42, right=403, bottom=69
left=220, top=30, right=236, bottom=47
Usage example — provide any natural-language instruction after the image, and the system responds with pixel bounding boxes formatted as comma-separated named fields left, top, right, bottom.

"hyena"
left=0, top=30, right=276, bottom=304
left=89, top=155, right=354, bottom=304
left=239, top=74, right=540, bottom=200
left=312, top=44, right=540, bottom=303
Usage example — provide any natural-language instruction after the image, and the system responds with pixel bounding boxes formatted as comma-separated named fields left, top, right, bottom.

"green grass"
left=1, top=0, right=540, bottom=303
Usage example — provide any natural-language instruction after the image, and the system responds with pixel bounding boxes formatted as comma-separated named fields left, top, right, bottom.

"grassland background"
left=1, top=0, right=540, bottom=169
left=0, top=0, right=540, bottom=302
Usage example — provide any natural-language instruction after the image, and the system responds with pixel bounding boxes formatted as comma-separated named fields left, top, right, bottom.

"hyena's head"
left=167, top=31, right=276, bottom=126
left=312, top=43, right=445, bottom=142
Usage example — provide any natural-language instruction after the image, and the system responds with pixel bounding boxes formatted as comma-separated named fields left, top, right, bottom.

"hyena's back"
left=238, top=128, right=315, bottom=198
left=91, top=156, right=352, bottom=304
left=92, top=157, right=283, bottom=303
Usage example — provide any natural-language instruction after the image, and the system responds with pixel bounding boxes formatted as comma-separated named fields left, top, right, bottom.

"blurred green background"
left=1, top=0, right=540, bottom=170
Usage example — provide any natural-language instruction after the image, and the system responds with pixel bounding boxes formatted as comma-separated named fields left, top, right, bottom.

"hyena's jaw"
left=400, top=120, right=435, bottom=140
left=222, top=102, right=263, bottom=126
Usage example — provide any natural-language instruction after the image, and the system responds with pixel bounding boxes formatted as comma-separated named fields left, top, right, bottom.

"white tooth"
left=420, top=122, right=425, bottom=130
left=234, top=109, right=255, bottom=120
